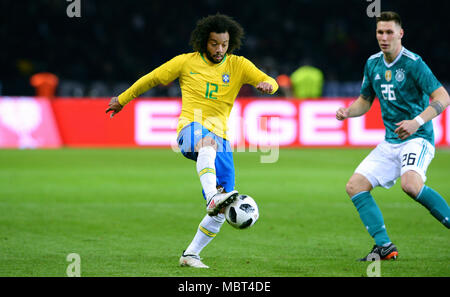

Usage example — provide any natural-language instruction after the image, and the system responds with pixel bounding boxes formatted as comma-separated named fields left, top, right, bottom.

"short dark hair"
left=189, top=13, right=244, bottom=54
left=376, top=11, right=402, bottom=27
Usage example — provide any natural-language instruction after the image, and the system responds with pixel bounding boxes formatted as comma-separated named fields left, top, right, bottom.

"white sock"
left=196, top=146, right=217, bottom=199
left=185, top=214, right=225, bottom=256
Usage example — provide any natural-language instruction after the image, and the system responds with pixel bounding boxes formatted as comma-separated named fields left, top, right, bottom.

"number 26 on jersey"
left=381, top=84, right=396, bottom=101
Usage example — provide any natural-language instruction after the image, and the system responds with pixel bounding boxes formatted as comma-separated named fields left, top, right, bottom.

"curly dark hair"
left=189, top=13, right=244, bottom=54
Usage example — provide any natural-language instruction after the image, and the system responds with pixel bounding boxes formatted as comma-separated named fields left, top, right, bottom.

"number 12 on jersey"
left=381, top=84, right=396, bottom=101
left=205, top=82, right=218, bottom=100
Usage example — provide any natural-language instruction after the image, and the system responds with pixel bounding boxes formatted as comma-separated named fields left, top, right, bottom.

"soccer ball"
left=225, top=194, right=259, bottom=229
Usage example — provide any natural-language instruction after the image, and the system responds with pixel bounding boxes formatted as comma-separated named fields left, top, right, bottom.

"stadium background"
left=1, top=0, right=450, bottom=148
left=1, top=0, right=449, bottom=97
left=0, top=0, right=449, bottom=278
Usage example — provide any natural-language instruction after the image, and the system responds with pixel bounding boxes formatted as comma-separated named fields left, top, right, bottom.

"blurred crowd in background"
left=1, top=0, right=449, bottom=98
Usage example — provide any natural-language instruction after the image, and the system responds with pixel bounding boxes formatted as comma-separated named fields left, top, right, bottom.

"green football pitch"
left=0, top=148, right=448, bottom=277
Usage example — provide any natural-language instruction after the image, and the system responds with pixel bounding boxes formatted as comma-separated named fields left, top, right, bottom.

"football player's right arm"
left=106, top=55, right=186, bottom=118
left=336, top=95, right=373, bottom=120
left=337, top=61, right=374, bottom=121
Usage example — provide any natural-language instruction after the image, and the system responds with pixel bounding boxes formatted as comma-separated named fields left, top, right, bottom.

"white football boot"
left=206, top=190, right=239, bottom=216
left=179, top=252, right=209, bottom=268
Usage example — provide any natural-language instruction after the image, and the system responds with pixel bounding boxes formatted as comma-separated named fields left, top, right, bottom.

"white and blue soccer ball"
left=225, top=194, right=259, bottom=229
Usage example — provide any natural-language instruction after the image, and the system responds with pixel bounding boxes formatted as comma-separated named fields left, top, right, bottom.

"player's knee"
left=345, top=180, right=358, bottom=198
left=401, top=171, right=423, bottom=198
left=401, top=181, right=421, bottom=198
left=195, top=136, right=217, bottom=151
left=346, top=174, right=372, bottom=198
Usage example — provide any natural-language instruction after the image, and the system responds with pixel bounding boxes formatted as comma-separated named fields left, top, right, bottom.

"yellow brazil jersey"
left=118, top=52, right=278, bottom=139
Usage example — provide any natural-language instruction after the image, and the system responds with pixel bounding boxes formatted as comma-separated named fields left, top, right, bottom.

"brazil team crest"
left=222, top=73, right=230, bottom=84
left=385, top=70, right=392, bottom=82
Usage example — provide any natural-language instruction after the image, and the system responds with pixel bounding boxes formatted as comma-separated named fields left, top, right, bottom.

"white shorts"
left=355, top=138, right=435, bottom=189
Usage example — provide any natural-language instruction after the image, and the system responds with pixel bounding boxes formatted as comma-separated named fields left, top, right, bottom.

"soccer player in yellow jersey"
left=106, top=14, right=278, bottom=268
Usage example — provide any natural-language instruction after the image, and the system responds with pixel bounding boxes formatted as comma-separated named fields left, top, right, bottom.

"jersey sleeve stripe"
left=368, top=51, right=383, bottom=60
left=402, top=49, right=419, bottom=61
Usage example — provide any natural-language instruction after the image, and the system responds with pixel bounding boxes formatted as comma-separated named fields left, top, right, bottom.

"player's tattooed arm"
left=395, top=82, right=449, bottom=141
left=430, top=101, right=444, bottom=115
left=426, top=86, right=450, bottom=118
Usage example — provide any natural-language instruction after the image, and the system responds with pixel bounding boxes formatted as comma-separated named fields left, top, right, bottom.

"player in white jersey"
left=336, top=11, right=450, bottom=261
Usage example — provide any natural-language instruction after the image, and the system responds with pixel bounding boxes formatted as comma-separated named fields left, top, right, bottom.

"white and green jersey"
left=360, top=47, right=442, bottom=145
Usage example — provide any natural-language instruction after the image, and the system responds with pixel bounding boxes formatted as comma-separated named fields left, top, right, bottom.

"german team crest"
left=222, top=73, right=230, bottom=84
left=385, top=70, right=392, bottom=82
left=395, top=69, right=405, bottom=82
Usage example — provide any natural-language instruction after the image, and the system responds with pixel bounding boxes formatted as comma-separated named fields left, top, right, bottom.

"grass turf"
left=0, top=148, right=448, bottom=277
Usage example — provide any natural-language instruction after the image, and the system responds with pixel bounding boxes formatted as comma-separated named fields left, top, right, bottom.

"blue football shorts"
left=177, top=122, right=235, bottom=199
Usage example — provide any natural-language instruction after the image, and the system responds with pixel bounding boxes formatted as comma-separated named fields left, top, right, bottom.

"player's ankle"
left=206, top=191, right=218, bottom=201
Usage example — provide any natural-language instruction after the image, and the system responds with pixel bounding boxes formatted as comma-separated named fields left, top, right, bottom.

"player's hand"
left=105, top=97, right=123, bottom=118
left=336, top=107, right=349, bottom=121
left=256, top=82, right=273, bottom=94
left=394, top=119, right=420, bottom=140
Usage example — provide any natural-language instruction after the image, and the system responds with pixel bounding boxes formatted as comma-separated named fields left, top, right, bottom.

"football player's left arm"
left=256, top=77, right=278, bottom=94
left=242, top=58, right=278, bottom=95
left=394, top=86, right=450, bottom=140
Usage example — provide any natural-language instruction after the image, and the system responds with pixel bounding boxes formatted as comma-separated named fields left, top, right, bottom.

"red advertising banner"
left=0, top=97, right=62, bottom=148
left=1, top=97, right=449, bottom=148
left=51, top=98, right=137, bottom=146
